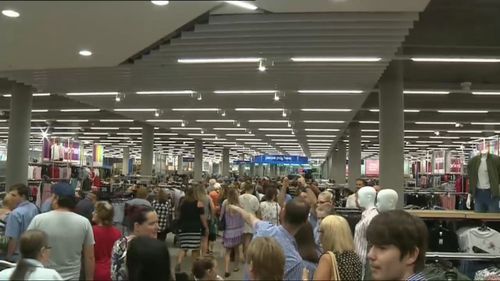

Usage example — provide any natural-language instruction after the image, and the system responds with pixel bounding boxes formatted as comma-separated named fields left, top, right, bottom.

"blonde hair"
left=320, top=215, right=355, bottom=253
left=246, top=237, right=284, bottom=281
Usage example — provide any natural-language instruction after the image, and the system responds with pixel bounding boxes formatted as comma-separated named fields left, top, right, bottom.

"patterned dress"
left=220, top=200, right=244, bottom=248
left=111, top=236, right=132, bottom=281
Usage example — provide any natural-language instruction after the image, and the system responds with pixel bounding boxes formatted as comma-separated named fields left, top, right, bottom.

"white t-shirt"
left=478, top=155, right=491, bottom=189
left=0, top=259, right=63, bottom=281
left=346, top=194, right=359, bottom=208
left=458, top=227, right=500, bottom=254
left=259, top=201, right=280, bottom=226
left=27, top=211, right=95, bottom=280
left=239, top=194, right=260, bottom=233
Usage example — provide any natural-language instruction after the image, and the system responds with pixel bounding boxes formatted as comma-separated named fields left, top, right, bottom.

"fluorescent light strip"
left=471, top=91, right=500, bottom=96
left=188, top=134, right=216, bottom=137
left=170, top=127, right=202, bottom=130
left=196, top=119, right=235, bottom=123
left=361, top=135, right=378, bottom=138
left=447, top=130, right=483, bottom=133
left=213, top=128, right=247, bottom=131
left=235, top=108, right=282, bottom=112
left=32, top=109, right=48, bottom=113
left=405, top=130, right=435, bottom=133
left=404, top=90, right=450, bottom=95
left=171, top=108, right=219, bottom=112
left=438, top=110, right=488, bottom=114
left=411, top=57, right=500, bottom=63
left=304, top=129, right=339, bottom=132
left=291, top=57, right=381, bottom=62
left=225, top=1, right=258, bottom=10
left=416, top=141, right=443, bottom=144
left=90, top=127, right=120, bottom=130
left=235, top=139, right=262, bottom=141
left=136, top=90, right=194, bottom=95
left=51, top=132, right=76, bottom=135
left=60, top=109, right=100, bottom=112
left=117, top=133, right=142, bottom=136
left=361, top=129, right=379, bottom=132
left=56, top=119, right=89, bottom=122
left=214, top=90, right=276, bottom=94
left=272, top=139, right=298, bottom=142
left=99, top=119, right=134, bottom=122
left=66, top=92, right=119, bottom=96
left=307, top=139, right=331, bottom=142
left=178, top=57, right=261, bottom=64
left=53, top=127, right=81, bottom=130
left=226, top=134, right=255, bottom=137
left=471, top=122, right=500, bottom=125
left=303, top=120, right=345, bottom=124
left=249, top=120, right=289, bottom=123
left=307, top=135, right=336, bottom=138
left=258, top=128, right=293, bottom=131
left=404, top=136, right=419, bottom=139
left=429, top=136, right=460, bottom=139
left=359, top=121, right=379, bottom=124
left=82, top=132, right=108, bottom=135
left=415, top=122, right=456, bottom=125
left=301, top=109, right=351, bottom=112
left=146, top=119, right=183, bottom=123
left=298, top=90, right=363, bottom=94
left=114, top=108, right=156, bottom=112
left=129, top=127, right=142, bottom=130
left=78, top=136, right=101, bottom=139
left=265, top=134, right=295, bottom=137
left=155, top=133, right=178, bottom=136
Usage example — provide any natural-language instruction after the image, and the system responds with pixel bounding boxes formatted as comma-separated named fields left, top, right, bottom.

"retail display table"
left=406, top=210, right=500, bottom=221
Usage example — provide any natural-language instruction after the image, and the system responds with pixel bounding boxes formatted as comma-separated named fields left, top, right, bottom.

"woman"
left=192, top=256, right=223, bottom=281
left=93, top=201, right=122, bottom=281
left=194, top=185, right=214, bottom=255
left=246, top=237, right=285, bottom=281
left=152, top=188, right=172, bottom=241
left=314, top=215, right=362, bottom=281
left=175, top=187, right=208, bottom=272
left=126, top=236, right=171, bottom=281
left=111, top=205, right=159, bottom=281
left=220, top=187, right=244, bottom=278
left=0, top=194, right=15, bottom=255
left=259, top=187, right=280, bottom=225
left=0, top=230, right=62, bottom=280
left=295, top=223, right=319, bottom=280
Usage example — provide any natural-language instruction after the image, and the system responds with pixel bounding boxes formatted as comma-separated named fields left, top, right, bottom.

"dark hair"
left=294, top=223, right=319, bottom=264
left=192, top=256, right=215, bottom=280
left=9, top=183, right=30, bottom=199
left=10, top=230, right=48, bottom=281
left=95, top=201, right=114, bottom=226
left=366, top=210, right=428, bottom=272
left=57, top=196, right=77, bottom=209
left=244, top=182, right=255, bottom=192
left=356, top=178, right=368, bottom=186
left=125, top=205, right=154, bottom=232
left=283, top=198, right=310, bottom=227
left=264, top=187, right=277, bottom=202
left=183, top=187, right=196, bottom=203
left=127, top=236, right=171, bottom=281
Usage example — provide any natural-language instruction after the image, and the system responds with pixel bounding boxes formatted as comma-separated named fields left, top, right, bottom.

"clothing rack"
left=426, top=252, right=500, bottom=261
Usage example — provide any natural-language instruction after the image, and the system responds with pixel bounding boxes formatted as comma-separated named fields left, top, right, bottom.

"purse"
left=327, top=251, right=341, bottom=280
left=218, top=203, right=227, bottom=231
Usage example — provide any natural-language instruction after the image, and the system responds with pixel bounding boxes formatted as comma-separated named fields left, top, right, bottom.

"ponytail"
left=10, top=259, right=36, bottom=281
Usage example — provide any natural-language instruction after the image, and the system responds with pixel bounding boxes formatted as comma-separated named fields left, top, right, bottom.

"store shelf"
left=407, top=210, right=500, bottom=221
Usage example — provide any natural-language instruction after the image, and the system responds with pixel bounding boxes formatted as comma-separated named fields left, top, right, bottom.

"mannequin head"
left=376, top=189, right=398, bottom=212
left=357, top=186, right=377, bottom=209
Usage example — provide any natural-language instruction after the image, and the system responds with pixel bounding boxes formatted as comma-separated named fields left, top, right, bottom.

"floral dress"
left=111, top=236, right=132, bottom=281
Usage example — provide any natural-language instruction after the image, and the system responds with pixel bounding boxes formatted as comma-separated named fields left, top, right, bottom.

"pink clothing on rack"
left=440, top=194, right=456, bottom=210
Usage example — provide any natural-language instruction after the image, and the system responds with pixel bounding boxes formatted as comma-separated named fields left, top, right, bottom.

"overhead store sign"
left=253, top=155, right=308, bottom=165
left=233, top=160, right=251, bottom=165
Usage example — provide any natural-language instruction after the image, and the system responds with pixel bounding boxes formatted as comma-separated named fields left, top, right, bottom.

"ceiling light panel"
left=178, top=57, right=261, bottom=64
left=291, top=57, right=382, bottom=62
left=298, top=90, right=363, bottom=94
left=235, top=108, right=282, bottom=112
left=171, top=108, right=219, bottom=111
left=214, top=90, right=276, bottom=94
left=411, top=57, right=500, bottom=63
left=403, top=90, right=450, bottom=95
left=66, top=92, right=119, bottom=96
left=196, top=119, right=235, bottom=123
left=136, top=90, right=194, bottom=95
left=301, top=109, right=352, bottom=112
left=99, top=119, right=134, bottom=122
left=60, top=109, right=100, bottom=112
left=438, top=110, right=488, bottom=114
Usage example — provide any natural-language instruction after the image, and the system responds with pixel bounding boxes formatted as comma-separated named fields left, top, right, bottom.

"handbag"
left=218, top=204, right=227, bottom=231
left=327, top=251, right=341, bottom=280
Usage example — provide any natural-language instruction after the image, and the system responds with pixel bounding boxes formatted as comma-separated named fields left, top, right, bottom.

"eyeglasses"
left=42, top=246, right=52, bottom=251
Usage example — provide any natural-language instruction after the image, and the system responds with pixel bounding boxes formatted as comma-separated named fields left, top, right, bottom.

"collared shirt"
left=5, top=201, right=39, bottom=240
left=0, top=258, right=63, bottom=280
left=254, top=221, right=303, bottom=281
left=407, top=272, right=427, bottom=281
left=354, top=207, right=379, bottom=278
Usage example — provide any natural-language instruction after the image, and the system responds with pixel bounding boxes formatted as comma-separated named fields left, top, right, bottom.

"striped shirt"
left=354, top=207, right=379, bottom=279
left=407, top=272, right=427, bottom=281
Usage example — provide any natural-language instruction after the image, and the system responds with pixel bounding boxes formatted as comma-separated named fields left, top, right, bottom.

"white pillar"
left=122, top=147, right=130, bottom=176
left=141, top=125, right=154, bottom=177
left=177, top=155, right=183, bottom=175
left=194, top=139, right=203, bottom=181
left=222, top=148, right=230, bottom=177
left=348, top=123, right=362, bottom=188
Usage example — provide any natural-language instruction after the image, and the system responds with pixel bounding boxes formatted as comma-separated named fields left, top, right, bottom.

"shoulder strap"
left=327, top=251, right=341, bottom=281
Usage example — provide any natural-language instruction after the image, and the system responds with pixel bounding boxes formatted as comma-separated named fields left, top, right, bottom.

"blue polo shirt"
left=5, top=201, right=39, bottom=241
left=254, top=221, right=303, bottom=281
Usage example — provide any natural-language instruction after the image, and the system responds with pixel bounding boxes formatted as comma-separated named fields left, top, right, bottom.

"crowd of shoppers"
left=0, top=175, right=429, bottom=281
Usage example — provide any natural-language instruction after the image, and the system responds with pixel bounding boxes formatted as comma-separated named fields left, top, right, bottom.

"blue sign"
left=233, top=160, right=251, bottom=165
left=253, top=155, right=308, bottom=165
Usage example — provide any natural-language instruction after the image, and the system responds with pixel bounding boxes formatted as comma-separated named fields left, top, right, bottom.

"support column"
left=222, top=148, right=230, bottom=177
left=329, top=155, right=335, bottom=180
left=238, top=154, right=245, bottom=176
left=249, top=163, right=255, bottom=177
left=122, top=147, right=130, bottom=176
left=348, top=123, right=362, bottom=188
left=6, top=84, right=32, bottom=187
left=177, top=155, right=184, bottom=175
left=379, top=61, right=405, bottom=208
left=141, top=125, right=154, bottom=178
left=333, top=144, right=347, bottom=184
left=194, top=139, right=203, bottom=181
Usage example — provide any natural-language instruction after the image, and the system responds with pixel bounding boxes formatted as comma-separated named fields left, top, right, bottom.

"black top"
left=179, top=200, right=204, bottom=233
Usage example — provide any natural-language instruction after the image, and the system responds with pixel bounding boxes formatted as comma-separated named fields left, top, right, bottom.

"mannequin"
left=467, top=149, right=500, bottom=213
left=354, top=186, right=378, bottom=280
left=376, top=189, right=398, bottom=212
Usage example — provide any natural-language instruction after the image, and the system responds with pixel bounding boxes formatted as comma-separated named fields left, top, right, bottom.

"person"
left=209, top=183, right=221, bottom=217
left=246, top=237, right=285, bottom=281
left=192, top=256, right=223, bottom=281
left=5, top=184, right=39, bottom=262
left=0, top=230, right=63, bottom=280
left=126, top=236, right=171, bottom=281
left=313, top=204, right=335, bottom=248
left=195, top=185, right=214, bottom=255
left=207, top=179, right=217, bottom=193
left=208, top=183, right=221, bottom=254
left=294, top=223, right=319, bottom=280
left=220, top=187, right=244, bottom=278
left=366, top=210, right=428, bottom=281
left=175, top=187, right=208, bottom=273
left=238, top=183, right=260, bottom=257
left=126, top=186, right=151, bottom=207
left=111, top=205, right=159, bottom=281
left=92, top=201, right=122, bottom=281
left=230, top=197, right=310, bottom=281
left=27, top=182, right=95, bottom=280
left=346, top=178, right=366, bottom=208
left=75, top=192, right=97, bottom=223
left=0, top=194, right=15, bottom=256
left=259, top=187, right=280, bottom=225
left=152, top=188, right=172, bottom=241
left=314, top=215, right=362, bottom=281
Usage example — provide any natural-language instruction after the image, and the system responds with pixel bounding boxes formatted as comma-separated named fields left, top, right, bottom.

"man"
left=346, top=178, right=367, bottom=208
left=126, top=186, right=152, bottom=207
left=5, top=184, right=39, bottom=261
left=367, top=210, right=428, bottom=281
left=5, top=183, right=39, bottom=261
left=239, top=183, right=260, bottom=257
left=314, top=203, right=335, bottom=247
left=74, top=192, right=97, bottom=223
left=27, top=182, right=95, bottom=280
left=230, top=198, right=310, bottom=281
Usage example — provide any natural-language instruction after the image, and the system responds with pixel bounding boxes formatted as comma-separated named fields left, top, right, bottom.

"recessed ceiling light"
left=151, top=1, right=169, bottom=6
left=225, top=1, right=258, bottom=10
left=291, top=57, right=381, bottom=62
left=2, top=9, right=20, bottom=18
left=178, top=58, right=261, bottom=64
left=79, top=50, right=93, bottom=57
left=411, top=57, right=500, bottom=63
